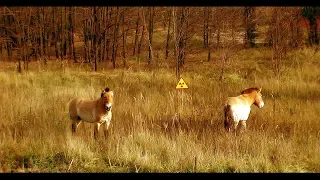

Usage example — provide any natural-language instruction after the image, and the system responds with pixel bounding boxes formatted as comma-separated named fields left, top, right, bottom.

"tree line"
left=0, top=6, right=319, bottom=75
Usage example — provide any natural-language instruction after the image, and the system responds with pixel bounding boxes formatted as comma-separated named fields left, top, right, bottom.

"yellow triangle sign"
left=176, top=77, right=188, bottom=89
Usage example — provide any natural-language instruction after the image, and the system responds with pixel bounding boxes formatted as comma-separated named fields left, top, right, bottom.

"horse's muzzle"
left=105, top=104, right=112, bottom=111
left=258, top=102, right=264, bottom=108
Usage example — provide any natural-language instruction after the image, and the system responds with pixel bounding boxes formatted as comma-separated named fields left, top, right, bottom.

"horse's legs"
left=71, top=119, right=82, bottom=135
left=239, top=120, right=247, bottom=133
left=224, top=105, right=232, bottom=132
left=224, top=120, right=231, bottom=132
left=94, top=123, right=101, bottom=139
left=102, top=125, right=107, bottom=139
left=233, top=120, right=239, bottom=135
left=224, top=115, right=234, bottom=132
left=103, top=121, right=111, bottom=139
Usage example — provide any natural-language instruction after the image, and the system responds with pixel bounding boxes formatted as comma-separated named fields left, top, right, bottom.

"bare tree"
left=213, top=7, right=222, bottom=49
left=52, top=7, right=59, bottom=59
left=203, top=7, right=210, bottom=49
left=174, top=7, right=187, bottom=78
left=148, top=7, right=154, bottom=64
left=140, top=7, right=155, bottom=65
left=111, top=7, right=120, bottom=69
left=244, top=7, right=257, bottom=48
left=93, top=6, right=98, bottom=71
left=203, top=7, right=211, bottom=61
left=133, top=9, right=140, bottom=56
left=121, top=7, right=127, bottom=68
left=137, top=7, right=145, bottom=56
left=289, top=7, right=304, bottom=49
left=69, top=7, right=76, bottom=62
left=2, top=7, right=15, bottom=61
left=165, top=7, right=172, bottom=59
left=302, top=6, right=320, bottom=46
left=60, top=7, right=66, bottom=60
left=266, top=7, right=296, bottom=78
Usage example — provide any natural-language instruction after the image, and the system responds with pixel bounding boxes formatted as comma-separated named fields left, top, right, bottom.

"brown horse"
left=69, top=87, right=114, bottom=139
left=224, top=87, right=264, bottom=133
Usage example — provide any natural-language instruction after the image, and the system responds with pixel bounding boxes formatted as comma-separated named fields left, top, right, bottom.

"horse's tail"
left=68, top=98, right=78, bottom=119
left=224, top=104, right=231, bottom=129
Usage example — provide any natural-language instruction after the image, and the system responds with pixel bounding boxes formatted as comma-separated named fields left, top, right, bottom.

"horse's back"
left=69, top=97, right=101, bottom=123
left=225, top=95, right=249, bottom=106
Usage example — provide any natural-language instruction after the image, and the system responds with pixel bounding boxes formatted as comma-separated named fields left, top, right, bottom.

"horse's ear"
left=101, top=89, right=105, bottom=97
left=259, top=87, right=262, bottom=92
left=110, top=91, right=114, bottom=96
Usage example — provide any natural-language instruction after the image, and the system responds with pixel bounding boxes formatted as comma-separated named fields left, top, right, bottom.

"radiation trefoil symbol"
left=176, top=77, right=188, bottom=89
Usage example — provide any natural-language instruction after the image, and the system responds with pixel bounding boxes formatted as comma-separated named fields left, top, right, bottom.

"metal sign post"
left=176, top=77, right=188, bottom=120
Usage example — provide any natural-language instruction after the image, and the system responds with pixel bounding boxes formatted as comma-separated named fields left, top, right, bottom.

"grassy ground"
left=0, top=47, right=320, bottom=172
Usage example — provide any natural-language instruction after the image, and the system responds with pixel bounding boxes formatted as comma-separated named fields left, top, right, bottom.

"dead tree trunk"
left=60, top=7, right=65, bottom=60
left=174, top=7, right=187, bottom=78
left=69, top=7, right=76, bottom=62
left=121, top=8, right=127, bottom=68
left=137, top=25, right=145, bottom=56
left=100, top=7, right=106, bottom=62
left=165, top=7, right=172, bottom=59
left=203, top=7, right=209, bottom=48
left=133, top=10, right=140, bottom=56
left=105, top=7, right=112, bottom=60
left=111, top=7, right=120, bottom=69
left=93, top=6, right=99, bottom=71
left=148, top=7, right=154, bottom=64
left=52, top=7, right=59, bottom=59
left=177, top=7, right=186, bottom=76
left=243, top=7, right=257, bottom=48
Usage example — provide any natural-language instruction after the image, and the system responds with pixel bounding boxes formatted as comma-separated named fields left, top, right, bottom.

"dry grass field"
left=0, top=47, right=320, bottom=173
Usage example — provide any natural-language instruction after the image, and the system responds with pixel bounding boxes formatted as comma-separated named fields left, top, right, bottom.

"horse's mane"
left=240, top=87, right=260, bottom=94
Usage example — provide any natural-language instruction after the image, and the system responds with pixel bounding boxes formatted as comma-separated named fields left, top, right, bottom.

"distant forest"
left=0, top=7, right=319, bottom=72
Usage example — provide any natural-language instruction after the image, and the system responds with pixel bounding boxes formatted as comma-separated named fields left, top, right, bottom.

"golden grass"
left=0, top=47, right=320, bottom=172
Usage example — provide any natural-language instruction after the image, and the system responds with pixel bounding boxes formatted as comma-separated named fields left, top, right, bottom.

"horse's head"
left=253, top=87, right=264, bottom=108
left=101, top=87, right=114, bottom=111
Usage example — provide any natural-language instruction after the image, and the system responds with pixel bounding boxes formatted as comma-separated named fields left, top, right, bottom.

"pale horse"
left=224, top=87, right=264, bottom=133
left=68, top=87, right=114, bottom=139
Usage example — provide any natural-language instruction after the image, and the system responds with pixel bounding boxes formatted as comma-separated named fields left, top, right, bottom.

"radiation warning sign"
left=176, top=77, right=188, bottom=89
